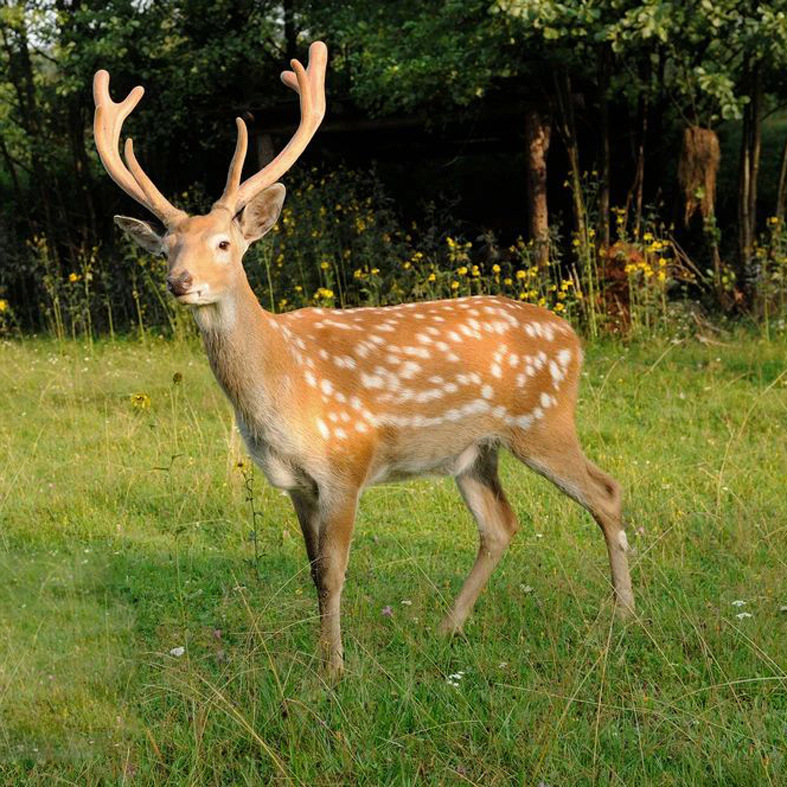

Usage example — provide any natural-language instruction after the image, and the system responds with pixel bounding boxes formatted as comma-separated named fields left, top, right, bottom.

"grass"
left=0, top=332, right=786, bottom=785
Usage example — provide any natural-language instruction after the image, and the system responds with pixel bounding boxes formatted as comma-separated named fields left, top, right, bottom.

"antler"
left=215, top=41, right=328, bottom=214
left=93, top=70, right=187, bottom=227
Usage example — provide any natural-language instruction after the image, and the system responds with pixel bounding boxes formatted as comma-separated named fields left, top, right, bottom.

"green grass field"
left=1, top=333, right=786, bottom=785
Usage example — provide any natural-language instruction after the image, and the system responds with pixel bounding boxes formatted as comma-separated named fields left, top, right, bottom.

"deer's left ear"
left=238, top=183, right=286, bottom=243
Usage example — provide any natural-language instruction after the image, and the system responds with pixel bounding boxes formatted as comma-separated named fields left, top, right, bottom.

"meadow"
left=0, top=332, right=786, bottom=785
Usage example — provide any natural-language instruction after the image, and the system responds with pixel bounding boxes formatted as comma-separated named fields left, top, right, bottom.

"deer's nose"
left=167, top=271, right=193, bottom=296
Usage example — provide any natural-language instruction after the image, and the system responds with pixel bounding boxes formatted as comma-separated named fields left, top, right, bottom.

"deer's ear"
left=238, top=184, right=286, bottom=243
left=115, top=216, right=166, bottom=256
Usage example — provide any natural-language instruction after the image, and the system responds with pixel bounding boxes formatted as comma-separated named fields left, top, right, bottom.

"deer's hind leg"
left=439, top=444, right=520, bottom=635
left=508, top=425, right=635, bottom=617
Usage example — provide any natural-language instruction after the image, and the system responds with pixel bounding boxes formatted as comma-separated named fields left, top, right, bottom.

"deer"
left=93, top=41, right=634, bottom=678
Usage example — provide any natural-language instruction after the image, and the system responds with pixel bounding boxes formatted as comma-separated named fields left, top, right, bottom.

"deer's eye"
left=218, top=240, right=230, bottom=251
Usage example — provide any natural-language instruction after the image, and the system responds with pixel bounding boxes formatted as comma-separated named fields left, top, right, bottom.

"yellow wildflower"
left=131, top=392, right=151, bottom=410
left=503, top=277, right=513, bottom=286
left=69, top=272, right=80, bottom=283
left=516, top=270, right=526, bottom=280
left=450, top=281, right=459, bottom=290
left=492, top=264, right=501, bottom=274
left=427, top=273, right=436, bottom=282
left=320, top=261, right=330, bottom=270
left=457, top=266, right=468, bottom=276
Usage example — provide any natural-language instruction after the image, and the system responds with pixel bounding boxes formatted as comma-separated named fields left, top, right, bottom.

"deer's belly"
left=368, top=442, right=480, bottom=486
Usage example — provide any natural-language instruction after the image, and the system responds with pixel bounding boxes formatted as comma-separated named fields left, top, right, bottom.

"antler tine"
left=215, top=117, right=249, bottom=210
left=92, top=70, right=186, bottom=227
left=123, top=138, right=187, bottom=226
left=231, top=41, right=328, bottom=213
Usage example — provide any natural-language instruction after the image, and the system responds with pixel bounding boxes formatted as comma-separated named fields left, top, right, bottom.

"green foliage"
left=3, top=1, right=787, bottom=333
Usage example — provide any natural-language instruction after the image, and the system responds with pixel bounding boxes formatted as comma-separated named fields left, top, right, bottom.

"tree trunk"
left=525, top=107, right=551, bottom=267
left=597, top=46, right=612, bottom=250
left=776, top=135, right=787, bottom=222
left=0, top=134, right=30, bottom=230
left=0, top=19, right=60, bottom=262
left=623, top=59, right=651, bottom=240
left=738, top=58, right=763, bottom=307
left=633, top=88, right=648, bottom=239
left=553, top=70, right=587, bottom=247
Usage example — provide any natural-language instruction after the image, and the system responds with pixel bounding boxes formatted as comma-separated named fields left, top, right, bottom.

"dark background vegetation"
left=2, top=0, right=787, bottom=336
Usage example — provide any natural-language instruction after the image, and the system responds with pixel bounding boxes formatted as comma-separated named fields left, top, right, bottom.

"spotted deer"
left=93, top=41, right=634, bottom=678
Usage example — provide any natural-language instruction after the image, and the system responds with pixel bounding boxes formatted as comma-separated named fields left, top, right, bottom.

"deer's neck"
left=194, top=279, right=286, bottom=427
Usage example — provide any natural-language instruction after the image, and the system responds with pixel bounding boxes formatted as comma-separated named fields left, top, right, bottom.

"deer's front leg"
left=290, top=489, right=321, bottom=588
left=313, top=490, right=358, bottom=679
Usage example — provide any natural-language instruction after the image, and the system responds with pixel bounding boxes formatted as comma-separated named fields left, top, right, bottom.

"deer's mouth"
left=174, top=288, right=209, bottom=305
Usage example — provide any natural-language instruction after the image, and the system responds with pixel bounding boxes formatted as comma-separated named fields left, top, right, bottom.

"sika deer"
left=93, top=41, right=634, bottom=678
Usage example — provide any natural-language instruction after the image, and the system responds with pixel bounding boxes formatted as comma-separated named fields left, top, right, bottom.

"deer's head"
left=93, top=42, right=327, bottom=307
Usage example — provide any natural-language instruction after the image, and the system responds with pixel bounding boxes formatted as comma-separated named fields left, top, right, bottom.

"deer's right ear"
left=114, top=216, right=166, bottom=256
left=238, top=184, right=286, bottom=244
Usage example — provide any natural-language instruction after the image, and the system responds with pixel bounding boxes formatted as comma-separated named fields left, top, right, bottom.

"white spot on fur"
left=540, top=391, right=556, bottom=409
